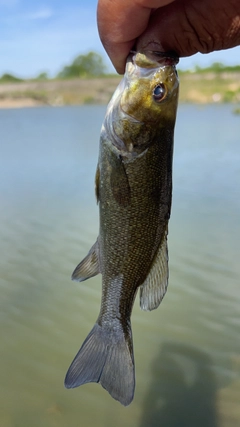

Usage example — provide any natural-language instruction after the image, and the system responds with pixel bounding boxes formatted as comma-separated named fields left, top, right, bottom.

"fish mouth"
left=146, top=50, right=179, bottom=66
left=130, top=50, right=179, bottom=67
left=126, top=51, right=178, bottom=81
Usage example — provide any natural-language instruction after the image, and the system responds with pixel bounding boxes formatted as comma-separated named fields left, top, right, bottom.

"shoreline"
left=0, top=98, right=44, bottom=109
left=1, top=98, right=239, bottom=110
left=0, top=72, right=240, bottom=109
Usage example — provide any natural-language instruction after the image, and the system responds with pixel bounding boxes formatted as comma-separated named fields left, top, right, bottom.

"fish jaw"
left=120, top=53, right=179, bottom=126
left=102, top=79, right=146, bottom=156
left=102, top=52, right=179, bottom=157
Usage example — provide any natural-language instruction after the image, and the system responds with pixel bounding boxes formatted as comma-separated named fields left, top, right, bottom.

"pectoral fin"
left=139, top=228, right=169, bottom=311
left=72, top=240, right=100, bottom=282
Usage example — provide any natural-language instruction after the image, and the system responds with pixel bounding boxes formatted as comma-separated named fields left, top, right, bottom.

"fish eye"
left=152, top=84, right=167, bottom=102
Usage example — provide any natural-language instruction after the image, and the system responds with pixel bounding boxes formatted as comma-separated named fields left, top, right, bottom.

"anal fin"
left=72, top=239, right=100, bottom=282
left=139, top=228, right=169, bottom=311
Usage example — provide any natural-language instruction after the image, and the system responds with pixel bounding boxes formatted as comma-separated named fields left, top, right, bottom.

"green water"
left=0, top=105, right=239, bottom=426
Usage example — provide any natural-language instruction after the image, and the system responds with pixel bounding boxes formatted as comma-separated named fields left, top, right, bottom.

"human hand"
left=97, top=0, right=240, bottom=74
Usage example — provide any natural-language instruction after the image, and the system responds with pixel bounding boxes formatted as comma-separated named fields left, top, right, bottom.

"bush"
left=58, top=52, right=107, bottom=78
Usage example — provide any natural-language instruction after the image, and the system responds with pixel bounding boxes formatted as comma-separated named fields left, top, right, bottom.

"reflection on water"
left=140, top=343, right=218, bottom=427
left=0, top=104, right=239, bottom=427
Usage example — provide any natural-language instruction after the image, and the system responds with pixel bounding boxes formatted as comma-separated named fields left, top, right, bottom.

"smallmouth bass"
left=65, top=52, right=179, bottom=406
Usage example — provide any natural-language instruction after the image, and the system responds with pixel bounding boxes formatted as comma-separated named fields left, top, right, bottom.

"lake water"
left=0, top=104, right=239, bottom=427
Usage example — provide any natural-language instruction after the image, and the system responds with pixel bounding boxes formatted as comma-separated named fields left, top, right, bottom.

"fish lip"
left=147, top=50, right=179, bottom=66
left=130, top=49, right=179, bottom=67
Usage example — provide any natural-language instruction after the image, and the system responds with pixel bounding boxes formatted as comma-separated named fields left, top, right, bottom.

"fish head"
left=104, top=52, right=179, bottom=157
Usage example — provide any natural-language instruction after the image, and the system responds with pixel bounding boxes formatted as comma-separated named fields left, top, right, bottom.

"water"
left=0, top=104, right=239, bottom=427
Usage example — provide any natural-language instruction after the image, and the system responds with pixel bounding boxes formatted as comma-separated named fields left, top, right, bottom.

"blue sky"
left=0, top=0, right=240, bottom=78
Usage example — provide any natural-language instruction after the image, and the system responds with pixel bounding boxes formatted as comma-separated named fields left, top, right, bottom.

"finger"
left=137, top=0, right=240, bottom=58
left=97, top=0, right=176, bottom=73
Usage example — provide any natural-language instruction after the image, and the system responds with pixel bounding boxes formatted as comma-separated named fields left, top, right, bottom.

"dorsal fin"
left=72, top=240, right=100, bottom=282
left=139, top=228, right=169, bottom=311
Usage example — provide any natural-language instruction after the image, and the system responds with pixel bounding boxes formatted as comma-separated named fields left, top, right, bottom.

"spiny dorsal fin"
left=139, top=228, right=169, bottom=311
left=72, top=239, right=100, bottom=282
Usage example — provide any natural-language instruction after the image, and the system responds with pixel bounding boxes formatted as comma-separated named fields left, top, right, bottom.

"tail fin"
left=64, top=323, right=135, bottom=406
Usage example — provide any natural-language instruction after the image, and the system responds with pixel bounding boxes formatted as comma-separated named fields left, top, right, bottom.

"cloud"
left=26, top=7, right=53, bottom=20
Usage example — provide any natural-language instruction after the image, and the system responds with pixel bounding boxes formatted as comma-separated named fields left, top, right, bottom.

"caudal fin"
left=64, top=323, right=135, bottom=406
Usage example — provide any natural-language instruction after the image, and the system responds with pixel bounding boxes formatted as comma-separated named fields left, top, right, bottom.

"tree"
left=36, top=72, right=49, bottom=80
left=0, top=73, right=23, bottom=83
left=58, top=51, right=107, bottom=78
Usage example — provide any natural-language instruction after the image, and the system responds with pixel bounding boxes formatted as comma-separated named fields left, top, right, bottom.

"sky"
left=0, top=0, right=240, bottom=78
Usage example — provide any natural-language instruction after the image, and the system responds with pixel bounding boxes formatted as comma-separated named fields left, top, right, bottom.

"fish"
left=64, top=51, right=179, bottom=406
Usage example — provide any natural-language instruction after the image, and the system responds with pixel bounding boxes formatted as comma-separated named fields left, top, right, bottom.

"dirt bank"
left=0, top=77, right=121, bottom=108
